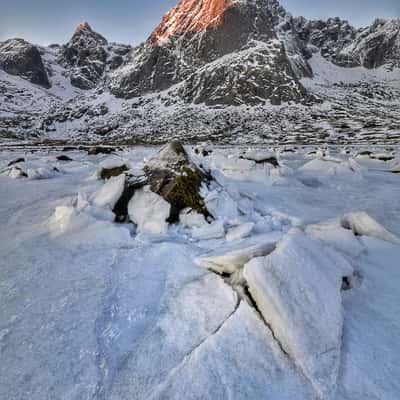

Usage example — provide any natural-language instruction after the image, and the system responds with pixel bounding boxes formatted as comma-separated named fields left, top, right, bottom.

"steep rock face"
left=61, top=22, right=108, bottom=89
left=343, top=19, right=400, bottom=69
left=294, top=17, right=400, bottom=69
left=109, top=0, right=308, bottom=105
left=293, top=17, right=357, bottom=66
left=150, top=0, right=234, bottom=44
left=61, top=22, right=130, bottom=90
left=0, top=39, right=50, bottom=87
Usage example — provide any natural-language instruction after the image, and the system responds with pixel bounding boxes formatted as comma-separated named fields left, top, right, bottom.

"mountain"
left=109, top=0, right=308, bottom=105
left=0, top=0, right=399, bottom=144
left=0, top=39, right=50, bottom=88
left=294, top=17, right=400, bottom=70
left=59, top=22, right=132, bottom=90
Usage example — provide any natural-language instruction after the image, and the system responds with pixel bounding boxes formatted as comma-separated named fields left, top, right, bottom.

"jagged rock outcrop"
left=293, top=17, right=357, bottom=67
left=0, top=39, right=50, bottom=87
left=61, top=22, right=131, bottom=90
left=61, top=22, right=108, bottom=89
left=344, top=19, right=400, bottom=69
left=109, top=0, right=308, bottom=105
left=294, top=17, right=400, bottom=69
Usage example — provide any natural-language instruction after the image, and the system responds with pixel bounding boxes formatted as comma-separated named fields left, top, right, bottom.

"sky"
left=0, top=0, right=399, bottom=46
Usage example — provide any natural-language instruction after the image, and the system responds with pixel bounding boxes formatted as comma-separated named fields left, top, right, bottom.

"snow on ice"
left=1, top=144, right=400, bottom=400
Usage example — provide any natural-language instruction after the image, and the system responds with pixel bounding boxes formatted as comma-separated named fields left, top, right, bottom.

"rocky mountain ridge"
left=0, top=0, right=399, bottom=143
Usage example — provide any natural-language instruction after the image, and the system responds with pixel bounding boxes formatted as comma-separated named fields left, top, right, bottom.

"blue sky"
left=0, top=0, right=399, bottom=45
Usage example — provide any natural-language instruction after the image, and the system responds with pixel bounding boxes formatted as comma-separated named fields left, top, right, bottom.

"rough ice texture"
left=128, top=186, right=171, bottom=234
left=244, top=229, right=353, bottom=398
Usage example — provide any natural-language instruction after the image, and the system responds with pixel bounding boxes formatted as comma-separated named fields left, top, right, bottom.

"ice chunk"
left=196, top=233, right=281, bottom=274
left=93, top=174, right=125, bottom=210
left=226, top=222, right=255, bottom=242
left=179, top=208, right=207, bottom=229
left=205, top=190, right=239, bottom=220
left=341, top=212, right=400, bottom=245
left=128, top=186, right=171, bottom=234
left=244, top=230, right=353, bottom=398
left=192, top=220, right=225, bottom=240
left=48, top=205, right=131, bottom=249
left=306, top=219, right=365, bottom=258
left=300, top=157, right=363, bottom=178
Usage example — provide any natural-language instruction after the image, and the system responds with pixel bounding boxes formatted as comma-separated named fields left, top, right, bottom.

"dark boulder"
left=57, top=155, right=73, bottom=161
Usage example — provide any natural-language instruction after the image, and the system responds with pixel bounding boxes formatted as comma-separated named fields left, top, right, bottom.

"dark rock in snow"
left=57, top=155, right=73, bottom=161
left=7, top=157, right=25, bottom=167
left=370, top=154, right=394, bottom=162
left=87, top=146, right=115, bottom=155
left=62, top=146, right=78, bottom=152
left=100, top=164, right=129, bottom=180
left=113, top=174, right=148, bottom=223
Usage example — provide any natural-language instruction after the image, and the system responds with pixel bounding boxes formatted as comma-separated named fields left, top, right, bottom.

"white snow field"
left=0, top=144, right=400, bottom=400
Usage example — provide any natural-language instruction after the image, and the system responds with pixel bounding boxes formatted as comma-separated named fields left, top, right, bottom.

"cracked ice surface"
left=244, top=230, right=354, bottom=398
left=1, top=145, right=400, bottom=400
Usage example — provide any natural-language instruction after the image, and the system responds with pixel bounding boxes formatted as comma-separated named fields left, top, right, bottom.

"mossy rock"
left=144, top=142, right=210, bottom=223
left=100, top=165, right=129, bottom=180
left=169, top=141, right=186, bottom=156
left=160, top=168, right=208, bottom=223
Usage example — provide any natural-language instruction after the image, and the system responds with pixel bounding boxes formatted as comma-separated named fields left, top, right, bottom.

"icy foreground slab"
left=146, top=302, right=315, bottom=400
left=244, top=230, right=353, bottom=398
left=196, top=232, right=282, bottom=274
